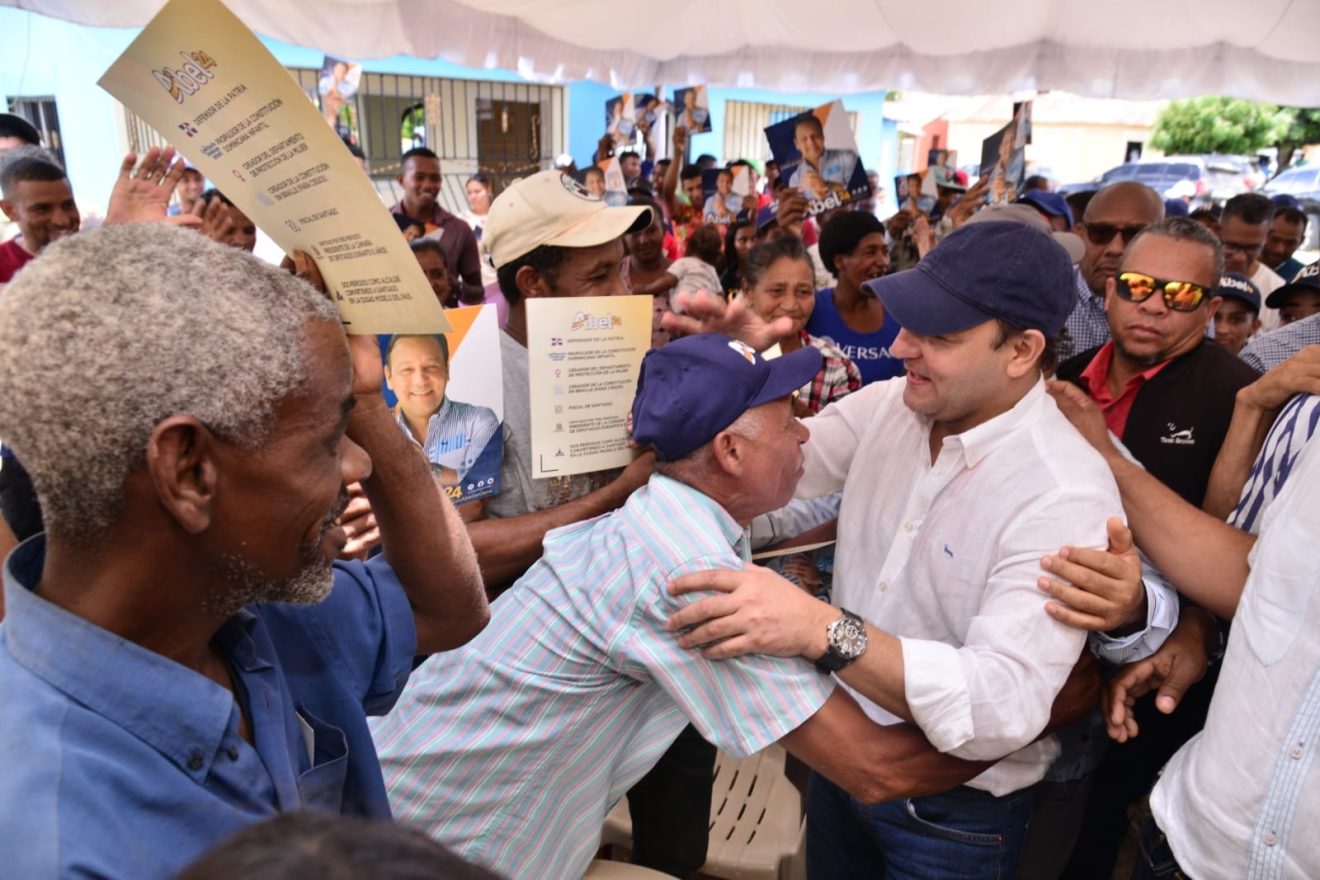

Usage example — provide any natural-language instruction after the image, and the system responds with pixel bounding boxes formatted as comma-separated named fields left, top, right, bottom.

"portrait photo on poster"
left=700, top=166, right=751, bottom=225
left=674, top=85, right=711, bottom=133
left=377, top=304, right=505, bottom=505
left=318, top=55, right=362, bottom=145
left=764, top=100, right=868, bottom=217
left=605, top=92, right=637, bottom=143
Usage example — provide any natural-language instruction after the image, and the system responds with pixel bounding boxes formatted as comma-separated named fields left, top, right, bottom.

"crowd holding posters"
left=700, top=165, right=752, bottom=224
left=979, top=100, right=1031, bottom=204
left=605, top=92, right=660, bottom=145
left=764, top=100, right=869, bottom=216
left=673, top=85, right=711, bottom=133
left=317, top=55, right=362, bottom=145
left=379, top=304, right=504, bottom=505
left=99, top=0, right=449, bottom=334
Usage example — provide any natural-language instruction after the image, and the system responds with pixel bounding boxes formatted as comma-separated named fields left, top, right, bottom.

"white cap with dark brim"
left=485, top=169, right=651, bottom=269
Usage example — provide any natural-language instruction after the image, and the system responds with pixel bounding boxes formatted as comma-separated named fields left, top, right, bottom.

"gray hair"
left=1128, top=216, right=1225, bottom=278
left=0, top=223, right=340, bottom=542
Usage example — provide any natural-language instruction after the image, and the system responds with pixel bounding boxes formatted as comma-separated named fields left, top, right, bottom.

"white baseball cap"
left=484, top=169, right=652, bottom=269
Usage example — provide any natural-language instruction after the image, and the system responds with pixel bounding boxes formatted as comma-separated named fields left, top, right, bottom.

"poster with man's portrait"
left=318, top=55, right=362, bottom=145
left=764, top=100, right=869, bottom=217
left=674, top=86, right=711, bottom=133
left=700, top=166, right=752, bottom=225
left=979, top=102, right=1030, bottom=205
left=605, top=93, right=638, bottom=144
left=377, top=304, right=504, bottom=506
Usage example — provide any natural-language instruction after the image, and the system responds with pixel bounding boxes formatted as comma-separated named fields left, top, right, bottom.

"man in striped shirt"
left=371, top=334, right=1023, bottom=879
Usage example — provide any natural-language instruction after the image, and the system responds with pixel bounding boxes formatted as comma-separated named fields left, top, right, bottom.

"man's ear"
left=515, top=264, right=554, bottom=301
left=1006, top=329, right=1047, bottom=380
left=0, top=199, right=16, bottom=223
left=146, top=416, right=219, bottom=534
left=708, top=429, right=745, bottom=478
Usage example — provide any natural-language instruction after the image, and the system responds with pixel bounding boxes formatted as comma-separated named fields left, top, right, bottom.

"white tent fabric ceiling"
left=7, top=0, right=1320, bottom=104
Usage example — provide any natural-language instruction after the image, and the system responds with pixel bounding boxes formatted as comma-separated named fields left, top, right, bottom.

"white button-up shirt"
left=797, top=378, right=1123, bottom=796
left=1151, top=427, right=1320, bottom=880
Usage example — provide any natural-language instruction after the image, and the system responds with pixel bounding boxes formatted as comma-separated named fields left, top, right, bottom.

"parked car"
left=1057, top=155, right=1260, bottom=204
left=1262, top=165, right=1320, bottom=250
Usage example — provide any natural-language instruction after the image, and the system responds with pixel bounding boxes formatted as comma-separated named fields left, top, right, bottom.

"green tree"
left=1150, top=97, right=1291, bottom=155
left=1275, top=107, right=1320, bottom=169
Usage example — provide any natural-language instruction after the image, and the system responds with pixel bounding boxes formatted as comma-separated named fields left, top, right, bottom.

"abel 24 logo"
left=154, top=50, right=218, bottom=105
left=569, top=312, right=623, bottom=331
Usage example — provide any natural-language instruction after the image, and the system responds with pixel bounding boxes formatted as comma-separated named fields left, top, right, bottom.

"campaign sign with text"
left=98, top=0, right=450, bottom=334
left=526, top=296, right=652, bottom=479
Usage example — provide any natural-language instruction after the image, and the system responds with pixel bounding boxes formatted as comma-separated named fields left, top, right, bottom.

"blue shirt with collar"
left=0, top=535, right=418, bottom=880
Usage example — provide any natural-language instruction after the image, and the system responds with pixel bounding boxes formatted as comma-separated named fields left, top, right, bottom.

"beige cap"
left=484, top=169, right=651, bottom=269
left=964, top=202, right=1085, bottom=264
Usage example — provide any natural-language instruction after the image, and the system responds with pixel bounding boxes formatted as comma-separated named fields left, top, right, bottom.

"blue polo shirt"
left=0, top=535, right=418, bottom=880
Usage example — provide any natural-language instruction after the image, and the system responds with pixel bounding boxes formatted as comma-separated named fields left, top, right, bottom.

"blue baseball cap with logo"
left=630, top=334, right=822, bottom=461
left=1216, top=273, right=1261, bottom=313
left=862, top=221, right=1075, bottom=337
left=1017, top=190, right=1074, bottom=228
left=1265, top=261, right=1320, bottom=309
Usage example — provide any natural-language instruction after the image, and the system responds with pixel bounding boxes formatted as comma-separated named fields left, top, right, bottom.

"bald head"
left=1077, top=181, right=1164, bottom=295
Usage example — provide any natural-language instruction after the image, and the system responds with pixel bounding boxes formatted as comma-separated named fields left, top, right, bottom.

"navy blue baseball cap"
left=630, top=334, right=822, bottom=461
left=1265, top=261, right=1320, bottom=309
left=863, top=221, right=1075, bottom=337
left=1216, top=273, right=1261, bottom=312
left=1017, top=190, right=1074, bottom=228
left=1271, top=193, right=1303, bottom=212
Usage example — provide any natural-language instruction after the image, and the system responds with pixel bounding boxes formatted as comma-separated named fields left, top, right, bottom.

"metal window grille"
left=5, top=96, right=66, bottom=167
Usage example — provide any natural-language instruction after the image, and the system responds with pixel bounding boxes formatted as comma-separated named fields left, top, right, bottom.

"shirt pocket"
left=295, top=706, right=349, bottom=812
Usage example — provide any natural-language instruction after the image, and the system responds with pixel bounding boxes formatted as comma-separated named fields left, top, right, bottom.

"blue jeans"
left=806, top=772, right=1035, bottom=880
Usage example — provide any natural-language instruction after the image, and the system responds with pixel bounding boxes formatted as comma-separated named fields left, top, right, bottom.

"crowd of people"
left=0, top=100, right=1318, bottom=880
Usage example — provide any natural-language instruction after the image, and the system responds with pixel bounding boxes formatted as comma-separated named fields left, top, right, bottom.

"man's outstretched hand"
left=105, top=148, right=200, bottom=229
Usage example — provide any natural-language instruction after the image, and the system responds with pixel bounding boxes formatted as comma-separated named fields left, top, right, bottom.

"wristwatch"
left=815, top=608, right=868, bottom=674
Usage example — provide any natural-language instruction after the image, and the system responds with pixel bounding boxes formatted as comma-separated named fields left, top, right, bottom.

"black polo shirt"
left=1057, top=339, right=1261, bottom=507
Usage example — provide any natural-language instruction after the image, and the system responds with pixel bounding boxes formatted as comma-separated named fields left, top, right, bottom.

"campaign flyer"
left=600, top=155, right=628, bottom=207
left=674, top=85, right=711, bottom=133
left=700, top=166, right=751, bottom=224
left=378, top=304, right=503, bottom=505
left=98, top=0, right=450, bottom=334
left=764, top=100, right=868, bottom=217
left=525, top=295, right=652, bottom=479
left=979, top=117, right=1027, bottom=205
left=317, top=55, right=361, bottom=145
left=605, top=92, right=638, bottom=143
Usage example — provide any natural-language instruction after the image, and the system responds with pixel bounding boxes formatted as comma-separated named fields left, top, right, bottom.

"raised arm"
left=296, top=252, right=488, bottom=652
left=661, top=127, right=686, bottom=218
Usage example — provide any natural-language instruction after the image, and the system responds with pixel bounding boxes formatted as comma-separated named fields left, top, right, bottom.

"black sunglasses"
left=1115, top=271, right=1208, bottom=312
left=1083, top=223, right=1146, bottom=246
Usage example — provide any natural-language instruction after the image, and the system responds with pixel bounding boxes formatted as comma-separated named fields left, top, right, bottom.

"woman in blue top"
left=806, top=211, right=904, bottom=384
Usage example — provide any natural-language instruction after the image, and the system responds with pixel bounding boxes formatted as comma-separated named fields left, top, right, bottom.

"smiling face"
left=793, top=118, right=825, bottom=165
left=206, top=321, right=370, bottom=614
left=1106, top=234, right=1221, bottom=368
left=890, top=319, right=1033, bottom=439
left=834, top=231, right=890, bottom=289
left=385, top=335, right=449, bottom=425
left=1, top=177, right=80, bottom=252
left=399, top=155, right=442, bottom=214
left=743, top=255, right=815, bottom=338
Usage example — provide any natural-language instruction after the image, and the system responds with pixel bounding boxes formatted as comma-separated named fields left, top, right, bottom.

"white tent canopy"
left=7, top=0, right=1320, bottom=104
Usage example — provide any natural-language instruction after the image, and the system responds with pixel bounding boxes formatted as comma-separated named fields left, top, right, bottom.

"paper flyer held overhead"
left=378, top=304, right=504, bottom=506
left=98, top=0, right=450, bottom=335
left=526, top=295, right=652, bottom=479
left=674, top=85, right=711, bottom=133
left=764, top=100, right=869, bottom=217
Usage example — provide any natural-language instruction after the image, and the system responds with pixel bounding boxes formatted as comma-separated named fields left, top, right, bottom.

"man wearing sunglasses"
left=1054, top=216, right=1262, bottom=878
left=1060, top=182, right=1164, bottom=362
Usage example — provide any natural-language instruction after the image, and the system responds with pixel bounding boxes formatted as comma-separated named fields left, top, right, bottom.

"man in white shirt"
left=1220, top=193, right=1286, bottom=331
left=666, top=221, right=1136, bottom=878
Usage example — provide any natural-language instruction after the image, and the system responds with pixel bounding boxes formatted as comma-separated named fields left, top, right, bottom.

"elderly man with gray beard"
left=0, top=223, right=488, bottom=880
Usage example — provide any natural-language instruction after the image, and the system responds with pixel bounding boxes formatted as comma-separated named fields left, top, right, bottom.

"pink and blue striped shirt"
left=370, top=474, right=835, bottom=879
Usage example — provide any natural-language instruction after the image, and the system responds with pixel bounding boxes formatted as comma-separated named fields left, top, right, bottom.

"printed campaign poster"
left=700, top=166, right=751, bottom=224
left=379, top=304, right=503, bottom=505
left=98, top=0, right=450, bottom=335
left=317, top=56, right=361, bottom=145
left=601, top=155, right=628, bottom=207
left=921, top=149, right=956, bottom=199
left=765, top=100, right=869, bottom=217
left=674, top=85, right=711, bottom=133
left=606, top=92, right=638, bottom=143
left=979, top=104, right=1030, bottom=205
left=526, top=295, right=652, bottom=479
